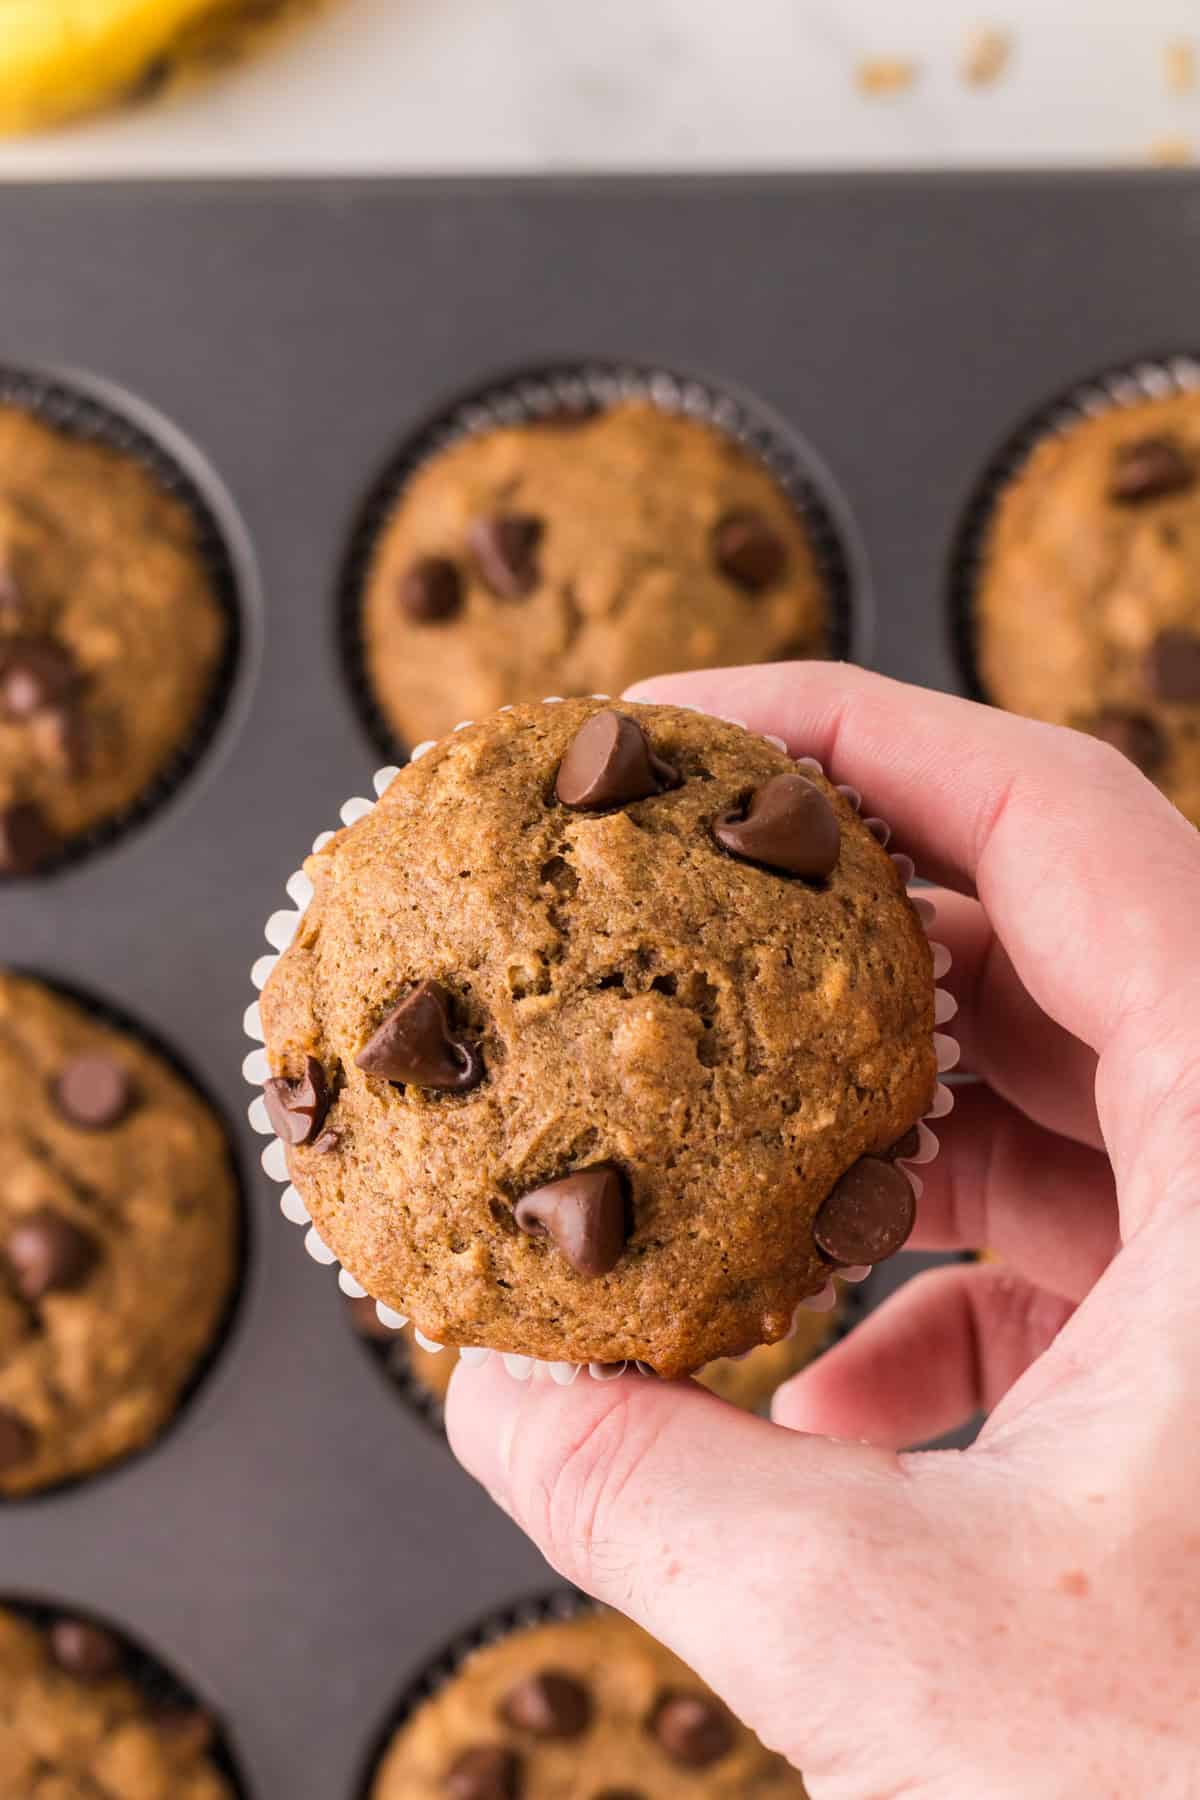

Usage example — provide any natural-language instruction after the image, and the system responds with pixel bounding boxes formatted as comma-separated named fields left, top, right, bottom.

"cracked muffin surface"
left=360, top=400, right=829, bottom=748
left=260, top=699, right=934, bottom=1377
left=0, top=405, right=228, bottom=873
left=976, top=390, right=1200, bottom=825
left=369, top=1607, right=808, bottom=1798
left=0, top=1606, right=232, bottom=1799
left=0, top=973, right=239, bottom=1496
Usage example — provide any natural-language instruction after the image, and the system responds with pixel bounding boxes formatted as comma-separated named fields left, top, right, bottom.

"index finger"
left=627, top=665, right=1200, bottom=1204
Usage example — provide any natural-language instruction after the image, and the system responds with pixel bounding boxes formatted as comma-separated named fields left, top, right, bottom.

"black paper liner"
left=336, top=361, right=858, bottom=768
left=0, top=364, right=244, bottom=880
left=948, top=352, right=1200, bottom=702
left=345, top=1275, right=869, bottom=1442
left=1, top=1592, right=252, bottom=1795
left=1, top=967, right=251, bottom=1505
left=351, top=1588, right=595, bottom=1800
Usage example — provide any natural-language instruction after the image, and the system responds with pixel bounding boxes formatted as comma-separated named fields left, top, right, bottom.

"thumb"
left=446, top=1356, right=939, bottom=1775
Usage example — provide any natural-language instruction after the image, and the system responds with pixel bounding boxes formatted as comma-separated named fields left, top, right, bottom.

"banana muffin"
left=0, top=1604, right=233, bottom=1798
left=368, top=1607, right=808, bottom=1798
left=974, top=390, right=1200, bottom=824
left=360, top=400, right=830, bottom=749
left=0, top=972, right=239, bottom=1495
left=260, top=699, right=934, bottom=1377
left=0, top=403, right=228, bottom=873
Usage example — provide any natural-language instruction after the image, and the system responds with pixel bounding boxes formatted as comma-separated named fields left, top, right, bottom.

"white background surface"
left=2, top=0, right=1199, bottom=178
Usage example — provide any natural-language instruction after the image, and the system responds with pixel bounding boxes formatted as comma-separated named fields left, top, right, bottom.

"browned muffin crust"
left=976, top=389, right=1200, bottom=825
left=369, top=1609, right=808, bottom=1798
left=0, top=973, right=239, bottom=1496
left=262, top=700, right=933, bottom=1377
left=361, top=401, right=829, bottom=748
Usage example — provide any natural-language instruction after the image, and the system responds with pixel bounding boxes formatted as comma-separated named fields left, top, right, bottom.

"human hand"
left=446, top=663, right=1200, bottom=1799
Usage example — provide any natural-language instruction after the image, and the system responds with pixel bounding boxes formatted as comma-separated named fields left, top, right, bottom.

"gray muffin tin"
left=0, top=171, right=1190, bottom=1797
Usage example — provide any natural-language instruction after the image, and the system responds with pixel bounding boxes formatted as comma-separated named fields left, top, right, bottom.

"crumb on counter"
left=1165, top=39, right=1196, bottom=96
left=856, top=57, right=919, bottom=98
left=1148, top=134, right=1194, bottom=165
left=961, top=25, right=1012, bottom=88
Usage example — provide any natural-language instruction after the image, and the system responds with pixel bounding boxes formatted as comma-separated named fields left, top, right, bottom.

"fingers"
left=930, top=888, right=1102, bottom=1151
left=627, top=664, right=1200, bottom=1212
left=445, top=1355, right=917, bottom=1772
left=772, top=1262, right=1076, bottom=1449
left=911, top=1083, right=1118, bottom=1300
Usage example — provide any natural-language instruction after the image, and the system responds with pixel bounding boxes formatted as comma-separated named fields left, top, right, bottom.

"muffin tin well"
left=1, top=169, right=1193, bottom=1797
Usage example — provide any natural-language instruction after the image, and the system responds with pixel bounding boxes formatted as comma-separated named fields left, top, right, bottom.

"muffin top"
left=261, top=700, right=933, bottom=1377
left=369, top=1608, right=808, bottom=1798
left=0, top=1605, right=233, bottom=1799
left=360, top=400, right=829, bottom=750
left=0, top=405, right=228, bottom=873
left=0, top=972, right=239, bottom=1496
left=976, top=389, right=1200, bottom=824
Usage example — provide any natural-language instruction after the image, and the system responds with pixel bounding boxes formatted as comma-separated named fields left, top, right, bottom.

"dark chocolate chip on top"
left=713, top=773, right=841, bottom=879
left=400, top=557, right=463, bottom=625
left=49, top=1618, right=124, bottom=1679
left=53, top=1054, right=135, bottom=1130
left=712, top=508, right=787, bottom=592
left=6, top=1207, right=99, bottom=1302
left=263, top=1055, right=331, bottom=1145
left=1087, top=709, right=1168, bottom=774
left=0, top=800, right=59, bottom=875
left=650, top=1691, right=734, bottom=1768
left=1145, top=628, right=1200, bottom=703
left=356, top=982, right=484, bottom=1092
left=0, top=635, right=78, bottom=721
left=814, top=1155, right=915, bottom=1265
left=501, top=1668, right=592, bottom=1739
left=445, top=1745, right=522, bottom=1800
left=1110, top=436, right=1195, bottom=504
left=515, top=1164, right=629, bottom=1278
left=556, top=710, right=680, bottom=812
left=469, top=513, right=543, bottom=598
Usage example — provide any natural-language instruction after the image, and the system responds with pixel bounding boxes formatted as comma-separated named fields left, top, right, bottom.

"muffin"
left=259, top=699, right=935, bottom=1378
left=0, top=972, right=239, bottom=1496
left=0, top=403, right=229, bottom=873
left=359, top=400, right=830, bottom=749
left=974, top=389, right=1200, bottom=824
left=368, top=1606, right=807, bottom=1798
left=0, top=1604, right=234, bottom=1798
left=695, top=1299, right=843, bottom=1411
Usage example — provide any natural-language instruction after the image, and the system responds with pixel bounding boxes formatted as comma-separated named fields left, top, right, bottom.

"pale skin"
left=446, top=662, right=1200, bottom=1799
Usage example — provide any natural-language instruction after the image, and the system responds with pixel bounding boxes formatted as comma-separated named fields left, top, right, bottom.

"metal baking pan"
left=1, top=170, right=1187, bottom=1797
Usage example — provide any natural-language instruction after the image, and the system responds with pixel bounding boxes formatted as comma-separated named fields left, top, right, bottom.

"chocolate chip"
left=814, top=1156, right=915, bottom=1265
left=502, top=1669, right=592, bottom=1739
left=41, top=704, right=90, bottom=777
left=311, top=1129, right=341, bottom=1154
left=1110, top=436, right=1195, bottom=504
left=0, top=801, right=58, bottom=874
left=650, top=1692, right=734, bottom=1768
left=344, top=1293, right=395, bottom=1344
left=514, top=1164, right=629, bottom=1278
left=1087, top=709, right=1168, bottom=774
left=263, top=1055, right=330, bottom=1145
left=556, top=710, right=681, bottom=812
left=469, top=513, right=543, bottom=598
left=356, top=982, right=484, bottom=1091
left=49, top=1619, right=123, bottom=1679
left=6, top=1208, right=99, bottom=1301
left=711, top=509, right=787, bottom=592
left=0, top=1406, right=35, bottom=1474
left=713, top=773, right=840, bottom=879
left=445, top=1746, right=522, bottom=1800
left=0, top=635, right=77, bottom=720
left=1146, top=628, right=1200, bottom=702
left=887, top=1126, right=921, bottom=1162
left=54, top=1054, right=134, bottom=1130
left=400, top=557, right=463, bottom=624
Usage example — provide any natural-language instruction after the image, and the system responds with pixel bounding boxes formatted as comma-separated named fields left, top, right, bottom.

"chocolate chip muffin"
left=0, top=403, right=229, bottom=873
left=974, top=390, right=1200, bottom=824
left=359, top=400, right=830, bottom=750
left=0, top=973, right=239, bottom=1495
left=695, top=1298, right=842, bottom=1412
left=369, top=1607, right=808, bottom=1798
left=0, top=1604, right=233, bottom=1798
left=260, top=699, right=934, bottom=1377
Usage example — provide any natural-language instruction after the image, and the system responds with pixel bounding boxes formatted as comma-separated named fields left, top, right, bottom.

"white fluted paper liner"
left=247, top=703, right=957, bottom=1385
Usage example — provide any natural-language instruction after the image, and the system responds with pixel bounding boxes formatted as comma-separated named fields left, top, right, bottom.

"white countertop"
left=0, top=0, right=1197, bottom=178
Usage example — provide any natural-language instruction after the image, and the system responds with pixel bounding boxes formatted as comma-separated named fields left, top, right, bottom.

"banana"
left=0, top=0, right=324, bottom=135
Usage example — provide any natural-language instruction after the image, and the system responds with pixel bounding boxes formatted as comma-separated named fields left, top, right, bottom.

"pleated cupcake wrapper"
left=0, top=364, right=244, bottom=880
left=4, top=969, right=249, bottom=1505
left=2, top=1594, right=251, bottom=1796
left=337, top=360, right=859, bottom=766
left=950, top=352, right=1200, bottom=701
left=246, top=702, right=959, bottom=1385
left=352, top=1587, right=597, bottom=1799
